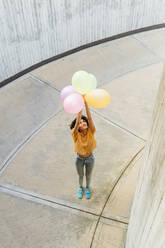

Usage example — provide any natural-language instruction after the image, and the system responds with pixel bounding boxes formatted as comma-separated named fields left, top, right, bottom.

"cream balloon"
left=72, top=71, right=92, bottom=94
left=88, top=73, right=97, bottom=90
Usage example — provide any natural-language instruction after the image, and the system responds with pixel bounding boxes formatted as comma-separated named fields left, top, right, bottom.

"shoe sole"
left=78, top=190, right=83, bottom=199
left=85, top=195, right=91, bottom=199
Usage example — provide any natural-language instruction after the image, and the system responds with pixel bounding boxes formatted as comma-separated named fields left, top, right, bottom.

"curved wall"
left=0, top=0, right=165, bottom=83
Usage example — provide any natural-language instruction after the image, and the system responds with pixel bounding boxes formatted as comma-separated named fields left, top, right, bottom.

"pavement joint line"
left=101, top=151, right=144, bottom=225
left=31, top=60, right=162, bottom=92
left=89, top=146, right=145, bottom=248
left=100, top=215, right=128, bottom=225
left=99, top=60, right=163, bottom=88
left=0, top=108, right=63, bottom=176
left=132, top=36, right=161, bottom=59
left=0, top=183, right=129, bottom=225
left=29, top=73, right=61, bottom=93
left=100, top=146, right=145, bottom=215
left=92, top=109, right=146, bottom=142
left=0, top=183, right=99, bottom=218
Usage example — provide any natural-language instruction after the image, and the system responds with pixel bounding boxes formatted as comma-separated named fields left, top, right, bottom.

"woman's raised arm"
left=84, top=99, right=96, bottom=132
left=73, top=110, right=82, bottom=134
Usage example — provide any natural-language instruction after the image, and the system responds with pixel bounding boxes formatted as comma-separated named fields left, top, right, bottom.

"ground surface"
left=0, top=28, right=165, bottom=248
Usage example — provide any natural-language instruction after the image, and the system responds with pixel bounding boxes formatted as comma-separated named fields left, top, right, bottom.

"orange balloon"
left=84, top=89, right=110, bottom=108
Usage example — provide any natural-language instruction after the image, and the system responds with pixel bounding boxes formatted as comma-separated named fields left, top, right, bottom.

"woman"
left=70, top=99, right=97, bottom=199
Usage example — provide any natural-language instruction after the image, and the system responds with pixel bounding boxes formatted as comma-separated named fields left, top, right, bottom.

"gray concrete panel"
left=92, top=218, right=127, bottom=248
left=102, top=151, right=143, bottom=223
left=134, top=29, right=165, bottom=60
left=0, top=77, right=61, bottom=170
left=94, top=63, right=163, bottom=139
left=31, top=36, right=158, bottom=90
left=0, top=192, right=97, bottom=248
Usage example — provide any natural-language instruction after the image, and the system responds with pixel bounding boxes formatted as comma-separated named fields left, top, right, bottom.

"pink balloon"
left=60, top=85, right=76, bottom=101
left=63, top=93, right=84, bottom=114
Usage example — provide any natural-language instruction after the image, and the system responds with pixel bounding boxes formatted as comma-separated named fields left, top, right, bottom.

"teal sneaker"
left=77, top=187, right=83, bottom=199
left=85, top=187, right=91, bottom=199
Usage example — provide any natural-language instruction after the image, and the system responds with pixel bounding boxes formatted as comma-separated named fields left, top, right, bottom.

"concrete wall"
left=126, top=65, right=165, bottom=248
left=0, top=0, right=165, bottom=83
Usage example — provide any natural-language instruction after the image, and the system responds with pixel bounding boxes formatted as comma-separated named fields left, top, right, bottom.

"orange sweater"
left=72, top=127, right=97, bottom=157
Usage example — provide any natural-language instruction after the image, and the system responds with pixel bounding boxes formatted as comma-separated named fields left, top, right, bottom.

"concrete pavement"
left=0, top=28, right=165, bottom=247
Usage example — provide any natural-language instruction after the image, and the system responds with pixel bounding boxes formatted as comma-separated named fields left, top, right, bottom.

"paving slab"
left=102, top=150, right=144, bottom=223
left=0, top=110, right=144, bottom=214
left=31, top=36, right=158, bottom=90
left=0, top=77, right=61, bottom=171
left=92, top=218, right=127, bottom=248
left=0, top=191, right=97, bottom=248
left=134, top=28, right=165, bottom=60
left=94, top=63, right=163, bottom=139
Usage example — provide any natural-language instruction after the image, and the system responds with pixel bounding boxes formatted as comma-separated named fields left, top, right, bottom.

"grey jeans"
left=75, top=154, right=94, bottom=188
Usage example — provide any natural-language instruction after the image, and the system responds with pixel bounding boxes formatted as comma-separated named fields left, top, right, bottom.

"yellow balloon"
left=72, top=71, right=92, bottom=94
left=84, top=89, right=110, bottom=108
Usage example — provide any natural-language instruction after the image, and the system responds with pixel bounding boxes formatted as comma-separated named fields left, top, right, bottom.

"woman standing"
left=70, top=99, right=97, bottom=199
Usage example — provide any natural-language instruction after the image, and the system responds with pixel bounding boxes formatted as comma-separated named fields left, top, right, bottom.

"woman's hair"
left=70, top=115, right=89, bottom=130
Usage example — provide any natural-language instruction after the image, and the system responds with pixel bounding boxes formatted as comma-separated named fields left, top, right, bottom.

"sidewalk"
left=0, top=28, right=165, bottom=248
